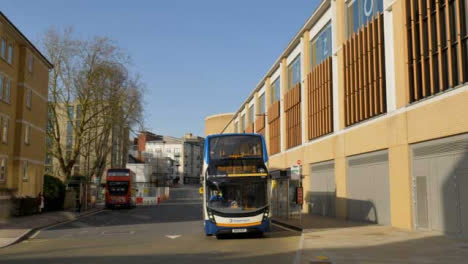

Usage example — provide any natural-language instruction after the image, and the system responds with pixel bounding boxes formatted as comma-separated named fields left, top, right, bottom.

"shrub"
left=11, top=196, right=38, bottom=216
left=43, top=174, right=66, bottom=212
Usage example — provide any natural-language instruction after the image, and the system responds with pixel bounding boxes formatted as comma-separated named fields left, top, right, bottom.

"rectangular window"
left=45, top=153, right=52, bottom=165
left=310, top=23, right=332, bottom=69
left=0, top=158, right=6, bottom=181
left=7, top=44, right=12, bottom=64
left=287, top=56, right=301, bottom=90
left=248, top=105, right=254, bottom=124
left=1, top=38, right=5, bottom=59
left=259, top=93, right=265, bottom=114
left=2, top=118, right=8, bottom=144
left=347, top=0, right=383, bottom=37
left=234, top=121, right=238, bottom=133
left=67, top=106, right=74, bottom=120
left=5, top=79, right=10, bottom=103
left=271, top=77, right=280, bottom=104
left=25, top=124, right=30, bottom=145
left=26, top=89, right=32, bottom=108
left=28, top=54, right=34, bottom=73
left=0, top=75, right=3, bottom=101
left=23, top=161, right=28, bottom=180
left=76, top=105, right=82, bottom=120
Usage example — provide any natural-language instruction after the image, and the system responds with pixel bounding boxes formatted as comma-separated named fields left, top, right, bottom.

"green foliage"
left=11, top=196, right=38, bottom=216
left=43, top=174, right=66, bottom=211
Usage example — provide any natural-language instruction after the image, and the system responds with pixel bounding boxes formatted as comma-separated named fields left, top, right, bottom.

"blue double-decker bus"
left=202, top=134, right=270, bottom=237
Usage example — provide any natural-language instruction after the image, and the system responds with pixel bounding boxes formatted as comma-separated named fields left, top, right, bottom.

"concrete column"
left=334, top=134, right=347, bottom=218
left=384, top=1, right=397, bottom=112
left=388, top=112, right=413, bottom=229
left=280, top=58, right=288, bottom=152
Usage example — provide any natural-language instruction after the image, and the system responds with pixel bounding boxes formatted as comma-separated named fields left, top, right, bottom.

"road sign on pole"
left=291, top=165, right=301, bottom=180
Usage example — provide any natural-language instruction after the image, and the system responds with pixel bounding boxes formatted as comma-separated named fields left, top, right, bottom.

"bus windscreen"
left=206, top=178, right=267, bottom=213
left=107, top=181, right=129, bottom=195
left=209, top=135, right=263, bottom=161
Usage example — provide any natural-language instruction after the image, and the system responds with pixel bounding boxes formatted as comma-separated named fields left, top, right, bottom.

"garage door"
left=309, top=161, right=335, bottom=217
left=412, top=134, right=468, bottom=237
left=347, top=150, right=391, bottom=225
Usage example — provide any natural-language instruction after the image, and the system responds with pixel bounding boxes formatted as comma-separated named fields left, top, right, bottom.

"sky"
left=2, top=0, right=320, bottom=138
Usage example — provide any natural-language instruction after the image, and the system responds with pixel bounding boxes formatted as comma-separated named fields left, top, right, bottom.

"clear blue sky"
left=2, top=0, right=320, bottom=137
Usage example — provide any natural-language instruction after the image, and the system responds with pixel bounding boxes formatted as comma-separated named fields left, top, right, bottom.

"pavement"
left=0, top=206, right=104, bottom=249
left=0, top=186, right=301, bottom=264
left=274, top=214, right=468, bottom=264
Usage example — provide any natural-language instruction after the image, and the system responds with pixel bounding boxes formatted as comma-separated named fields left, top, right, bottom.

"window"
left=166, top=148, right=172, bottom=153
left=26, top=89, right=32, bottom=108
left=28, top=54, right=34, bottom=73
left=2, top=118, right=8, bottom=144
left=67, top=121, right=73, bottom=135
left=4, top=79, right=10, bottom=103
left=259, top=93, right=265, bottom=114
left=311, top=23, right=332, bottom=69
left=67, top=106, right=74, bottom=120
left=23, top=161, right=28, bottom=180
left=7, top=44, right=12, bottom=64
left=1, top=38, right=5, bottom=59
left=271, top=77, right=280, bottom=104
left=346, top=0, right=383, bottom=37
left=76, top=105, right=82, bottom=120
left=288, top=56, right=301, bottom=90
left=0, top=158, right=6, bottom=181
left=248, top=105, right=254, bottom=124
left=25, top=124, right=30, bottom=145
left=234, top=121, right=238, bottom=133
left=0, top=75, right=3, bottom=101
left=45, top=153, right=52, bottom=165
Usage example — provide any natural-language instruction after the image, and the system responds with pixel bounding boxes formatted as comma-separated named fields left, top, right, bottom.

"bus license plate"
left=232, top=228, right=247, bottom=233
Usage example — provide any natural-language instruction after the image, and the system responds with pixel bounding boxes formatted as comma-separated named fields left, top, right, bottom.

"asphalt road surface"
left=0, top=186, right=300, bottom=264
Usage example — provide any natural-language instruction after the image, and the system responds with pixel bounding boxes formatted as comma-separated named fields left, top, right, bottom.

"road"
left=0, top=186, right=300, bottom=264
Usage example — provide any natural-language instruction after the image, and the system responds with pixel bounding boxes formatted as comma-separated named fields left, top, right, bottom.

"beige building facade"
left=206, top=0, right=468, bottom=235
left=0, top=12, right=53, bottom=198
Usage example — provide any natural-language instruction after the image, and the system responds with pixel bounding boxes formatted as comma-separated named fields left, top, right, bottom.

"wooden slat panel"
left=377, top=13, right=385, bottom=114
left=410, top=0, right=420, bottom=100
left=435, top=0, right=446, bottom=91
left=363, top=24, right=369, bottom=119
left=418, top=0, right=428, bottom=97
left=444, top=0, right=454, bottom=88
left=306, top=57, right=333, bottom=140
left=367, top=20, right=375, bottom=117
left=454, top=0, right=465, bottom=83
left=357, top=28, right=363, bottom=121
left=255, top=115, right=265, bottom=132
left=426, top=0, right=435, bottom=95
left=352, top=34, right=358, bottom=123
left=372, top=17, right=379, bottom=114
left=344, top=40, right=349, bottom=126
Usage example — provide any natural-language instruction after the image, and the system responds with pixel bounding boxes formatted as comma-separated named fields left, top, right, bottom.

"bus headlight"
left=257, top=167, right=266, bottom=173
left=207, top=210, right=216, bottom=223
left=263, top=208, right=270, bottom=221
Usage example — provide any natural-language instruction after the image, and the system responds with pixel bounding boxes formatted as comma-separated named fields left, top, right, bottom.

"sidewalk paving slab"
left=272, top=213, right=468, bottom=264
left=0, top=206, right=104, bottom=249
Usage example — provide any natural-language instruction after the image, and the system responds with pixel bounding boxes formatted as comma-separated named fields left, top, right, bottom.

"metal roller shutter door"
left=309, top=161, right=335, bottom=217
left=412, top=133, right=468, bottom=237
left=347, top=150, right=391, bottom=225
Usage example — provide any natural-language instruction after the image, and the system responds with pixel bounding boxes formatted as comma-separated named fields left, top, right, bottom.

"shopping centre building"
left=205, top=0, right=468, bottom=235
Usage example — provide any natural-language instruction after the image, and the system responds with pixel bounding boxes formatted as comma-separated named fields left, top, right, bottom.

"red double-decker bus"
left=105, top=168, right=136, bottom=209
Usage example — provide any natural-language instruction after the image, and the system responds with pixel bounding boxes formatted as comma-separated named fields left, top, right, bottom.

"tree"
left=43, top=28, right=143, bottom=183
